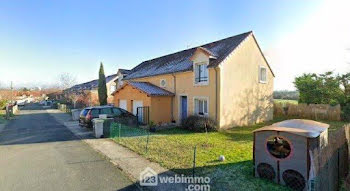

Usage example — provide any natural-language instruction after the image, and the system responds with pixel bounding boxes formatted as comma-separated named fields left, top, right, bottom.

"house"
left=112, top=31, right=274, bottom=128
left=47, top=90, right=64, bottom=100
left=66, top=74, right=118, bottom=105
left=115, top=69, right=131, bottom=88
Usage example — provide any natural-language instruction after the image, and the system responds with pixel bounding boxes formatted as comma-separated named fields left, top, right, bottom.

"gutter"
left=214, top=67, right=219, bottom=123
left=171, top=73, right=176, bottom=122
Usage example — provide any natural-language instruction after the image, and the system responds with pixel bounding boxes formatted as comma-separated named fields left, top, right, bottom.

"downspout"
left=171, top=73, right=176, bottom=122
left=214, top=67, right=219, bottom=123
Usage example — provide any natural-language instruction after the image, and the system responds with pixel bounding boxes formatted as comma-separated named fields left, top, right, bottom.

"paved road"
left=0, top=105, right=139, bottom=191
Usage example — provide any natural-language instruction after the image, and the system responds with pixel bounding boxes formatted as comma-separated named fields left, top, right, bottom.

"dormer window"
left=118, top=76, right=124, bottom=87
left=194, top=63, right=208, bottom=84
left=110, top=85, right=116, bottom=92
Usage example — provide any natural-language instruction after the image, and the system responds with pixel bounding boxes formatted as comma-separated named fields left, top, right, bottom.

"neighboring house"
left=67, top=74, right=118, bottom=105
left=115, top=69, right=131, bottom=88
left=47, top=91, right=64, bottom=100
left=112, top=31, right=274, bottom=128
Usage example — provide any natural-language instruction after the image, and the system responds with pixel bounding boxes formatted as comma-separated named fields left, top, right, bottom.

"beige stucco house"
left=112, top=31, right=274, bottom=128
left=67, top=74, right=118, bottom=105
left=115, top=69, right=131, bottom=88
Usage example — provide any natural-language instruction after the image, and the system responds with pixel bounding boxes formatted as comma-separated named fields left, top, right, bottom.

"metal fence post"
left=193, top=145, right=197, bottom=177
left=145, top=132, right=150, bottom=154
left=5, top=105, right=9, bottom=120
left=118, top=123, right=121, bottom=141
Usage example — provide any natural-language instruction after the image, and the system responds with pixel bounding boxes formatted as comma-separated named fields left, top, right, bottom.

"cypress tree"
left=98, top=62, right=108, bottom=105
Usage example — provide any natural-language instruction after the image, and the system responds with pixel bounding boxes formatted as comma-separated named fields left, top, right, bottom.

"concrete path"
left=0, top=105, right=139, bottom=191
left=48, top=109, right=188, bottom=191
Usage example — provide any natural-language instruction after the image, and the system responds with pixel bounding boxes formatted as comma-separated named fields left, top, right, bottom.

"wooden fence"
left=274, top=103, right=341, bottom=121
left=310, top=125, right=350, bottom=190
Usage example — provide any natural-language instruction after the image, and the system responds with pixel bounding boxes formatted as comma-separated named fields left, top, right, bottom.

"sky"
left=0, top=0, right=349, bottom=90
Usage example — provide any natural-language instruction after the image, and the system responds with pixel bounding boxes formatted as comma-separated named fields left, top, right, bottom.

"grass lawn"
left=112, top=117, right=347, bottom=191
left=274, top=99, right=298, bottom=105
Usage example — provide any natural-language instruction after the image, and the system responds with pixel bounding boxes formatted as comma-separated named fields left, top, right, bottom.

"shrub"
left=0, top=99, right=7, bottom=110
left=330, top=99, right=339, bottom=106
left=341, top=103, right=350, bottom=121
left=181, top=115, right=217, bottom=132
left=114, top=115, right=138, bottom=127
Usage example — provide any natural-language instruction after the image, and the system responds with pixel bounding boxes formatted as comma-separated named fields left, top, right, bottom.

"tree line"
left=294, top=71, right=350, bottom=120
left=273, top=90, right=299, bottom=100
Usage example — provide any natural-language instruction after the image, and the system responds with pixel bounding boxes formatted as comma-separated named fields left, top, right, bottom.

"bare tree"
left=67, top=93, right=79, bottom=108
left=58, top=73, right=77, bottom=90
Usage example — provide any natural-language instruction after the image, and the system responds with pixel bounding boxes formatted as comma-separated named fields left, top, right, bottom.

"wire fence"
left=109, top=122, right=215, bottom=177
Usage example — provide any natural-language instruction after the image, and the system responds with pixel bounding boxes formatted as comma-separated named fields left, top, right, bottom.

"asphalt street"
left=0, top=104, right=139, bottom=191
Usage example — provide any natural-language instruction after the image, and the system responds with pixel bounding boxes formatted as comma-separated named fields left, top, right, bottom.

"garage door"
left=119, top=100, right=127, bottom=110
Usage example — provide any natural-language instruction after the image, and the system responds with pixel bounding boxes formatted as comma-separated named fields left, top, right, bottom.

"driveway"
left=0, top=105, right=138, bottom=191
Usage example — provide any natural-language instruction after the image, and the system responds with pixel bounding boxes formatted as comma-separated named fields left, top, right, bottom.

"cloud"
left=265, top=0, right=350, bottom=90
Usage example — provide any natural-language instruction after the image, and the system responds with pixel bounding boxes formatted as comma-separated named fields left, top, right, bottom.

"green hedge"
left=0, top=100, right=7, bottom=110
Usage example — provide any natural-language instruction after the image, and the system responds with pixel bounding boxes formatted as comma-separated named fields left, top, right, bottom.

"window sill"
left=259, top=80, right=267, bottom=84
left=196, top=113, right=209, bottom=117
left=194, top=82, right=209, bottom=86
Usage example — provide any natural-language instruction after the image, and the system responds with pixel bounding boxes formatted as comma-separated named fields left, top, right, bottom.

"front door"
left=180, top=96, right=187, bottom=121
left=133, top=101, right=143, bottom=122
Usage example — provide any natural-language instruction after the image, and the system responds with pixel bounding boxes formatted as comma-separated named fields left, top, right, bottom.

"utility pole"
left=10, top=81, right=13, bottom=104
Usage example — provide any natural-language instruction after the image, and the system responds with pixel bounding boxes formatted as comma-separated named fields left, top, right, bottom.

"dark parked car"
left=79, top=105, right=136, bottom=128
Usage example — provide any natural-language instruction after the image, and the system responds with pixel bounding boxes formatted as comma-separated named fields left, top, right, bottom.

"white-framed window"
left=160, top=79, right=166, bottom=88
left=259, top=66, right=267, bottom=83
left=110, top=85, right=116, bottom=92
left=194, top=97, right=208, bottom=116
left=118, top=75, right=124, bottom=87
left=194, top=63, right=209, bottom=84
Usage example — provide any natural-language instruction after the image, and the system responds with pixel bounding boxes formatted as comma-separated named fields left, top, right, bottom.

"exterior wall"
left=113, top=85, right=172, bottom=124
left=87, top=90, right=99, bottom=106
left=219, top=34, right=274, bottom=128
left=106, top=80, right=117, bottom=104
left=116, top=72, right=125, bottom=88
left=82, top=88, right=113, bottom=106
left=118, top=34, right=273, bottom=128
left=113, top=85, right=151, bottom=113
left=150, top=96, right=172, bottom=124
left=131, top=74, right=175, bottom=93
left=129, top=51, right=218, bottom=124
left=173, top=69, right=217, bottom=123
